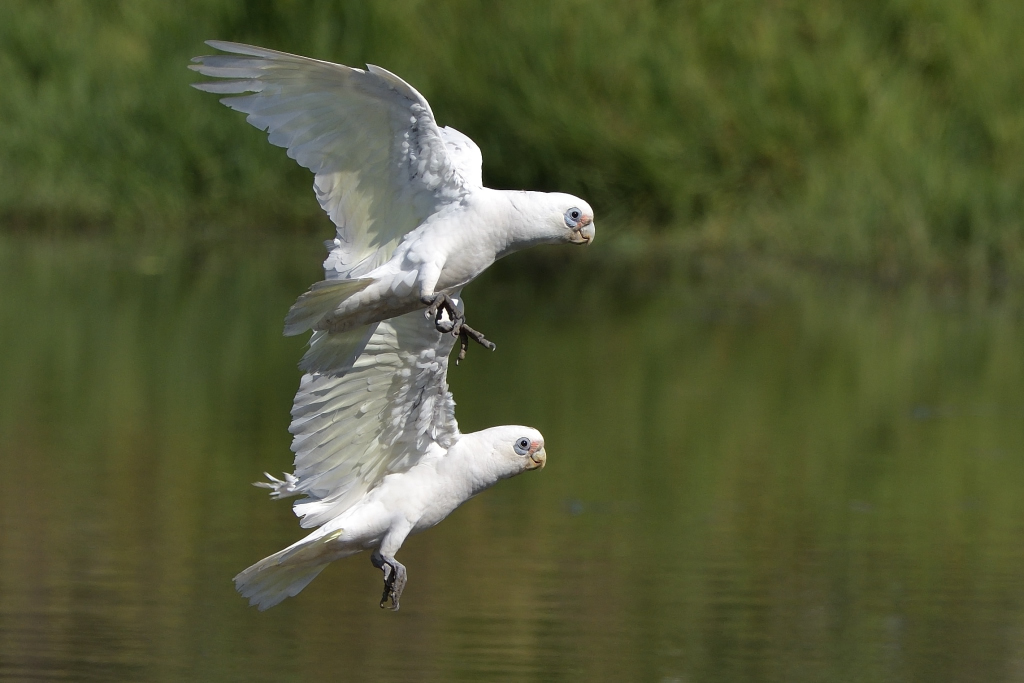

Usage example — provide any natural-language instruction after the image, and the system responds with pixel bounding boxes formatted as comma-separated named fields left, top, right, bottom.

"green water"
left=1, top=235, right=1023, bottom=682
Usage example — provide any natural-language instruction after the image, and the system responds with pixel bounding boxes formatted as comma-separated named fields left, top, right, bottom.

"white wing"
left=438, top=126, right=483, bottom=188
left=190, top=41, right=482, bottom=277
left=270, top=302, right=462, bottom=528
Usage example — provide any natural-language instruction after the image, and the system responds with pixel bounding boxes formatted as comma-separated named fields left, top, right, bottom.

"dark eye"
left=514, top=437, right=531, bottom=455
left=564, top=207, right=582, bottom=228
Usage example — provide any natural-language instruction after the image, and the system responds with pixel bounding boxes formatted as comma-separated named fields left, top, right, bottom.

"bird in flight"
left=190, top=41, right=595, bottom=369
left=189, top=42, right=574, bottom=609
left=233, top=301, right=548, bottom=611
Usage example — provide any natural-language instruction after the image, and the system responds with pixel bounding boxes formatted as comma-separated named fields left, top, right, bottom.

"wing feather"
left=190, top=41, right=482, bottom=277
left=277, top=301, right=463, bottom=528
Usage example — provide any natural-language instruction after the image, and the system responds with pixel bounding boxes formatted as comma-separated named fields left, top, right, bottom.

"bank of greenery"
left=2, top=0, right=1022, bottom=279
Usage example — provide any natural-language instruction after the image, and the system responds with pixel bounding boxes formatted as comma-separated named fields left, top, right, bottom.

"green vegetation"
left=2, top=0, right=1023, bottom=278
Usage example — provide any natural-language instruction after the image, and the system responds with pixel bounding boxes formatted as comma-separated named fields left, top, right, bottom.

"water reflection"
left=1, top=235, right=1023, bottom=682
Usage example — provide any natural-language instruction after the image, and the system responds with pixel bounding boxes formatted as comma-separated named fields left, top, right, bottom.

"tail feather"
left=254, top=471, right=303, bottom=499
left=284, top=278, right=371, bottom=336
left=298, top=324, right=377, bottom=375
left=233, top=528, right=353, bottom=610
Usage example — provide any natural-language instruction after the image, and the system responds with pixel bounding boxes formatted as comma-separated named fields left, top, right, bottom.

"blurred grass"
left=1, top=0, right=1023, bottom=279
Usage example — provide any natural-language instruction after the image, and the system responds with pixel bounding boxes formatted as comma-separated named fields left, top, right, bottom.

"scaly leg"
left=422, top=293, right=460, bottom=333
left=371, top=550, right=408, bottom=611
left=421, top=294, right=496, bottom=364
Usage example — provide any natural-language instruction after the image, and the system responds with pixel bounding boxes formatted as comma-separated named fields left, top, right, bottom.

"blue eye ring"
left=514, top=437, right=531, bottom=455
left=564, top=207, right=582, bottom=228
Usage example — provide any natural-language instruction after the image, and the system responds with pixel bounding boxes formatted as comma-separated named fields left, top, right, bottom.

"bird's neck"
left=493, top=191, right=562, bottom=260
left=438, top=435, right=511, bottom=498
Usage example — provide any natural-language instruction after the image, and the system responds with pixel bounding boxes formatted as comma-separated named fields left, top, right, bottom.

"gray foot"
left=421, top=294, right=496, bottom=364
left=371, top=551, right=408, bottom=611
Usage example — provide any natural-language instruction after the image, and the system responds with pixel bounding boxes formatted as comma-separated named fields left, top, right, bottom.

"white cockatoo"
left=233, top=302, right=547, bottom=611
left=190, top=41, right=595, bottom=370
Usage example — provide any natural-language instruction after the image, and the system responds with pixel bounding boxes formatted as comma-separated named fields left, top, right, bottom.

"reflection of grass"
left=3, top=234, right=1024, bottom=678
left=2, top=1, right=1023, bottom=278
left=468, top=248, right=1024, bottom=681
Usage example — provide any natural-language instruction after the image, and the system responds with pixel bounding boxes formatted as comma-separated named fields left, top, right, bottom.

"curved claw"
left=420, top=293, right=494, bottom=363
left=422, top=293, right=461, bottom=331
left=379, top=564, right=394, bottom=609
left=455, top=323, right=496, bottom=365
left=372, top=551, right=407, bottom=611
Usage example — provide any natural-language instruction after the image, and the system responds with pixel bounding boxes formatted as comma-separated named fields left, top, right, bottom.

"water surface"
left=1, top=236, right=1023, bottom=682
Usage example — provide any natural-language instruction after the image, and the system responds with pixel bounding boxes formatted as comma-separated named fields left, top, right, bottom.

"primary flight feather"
left=190, top=41, right=595, bottom=370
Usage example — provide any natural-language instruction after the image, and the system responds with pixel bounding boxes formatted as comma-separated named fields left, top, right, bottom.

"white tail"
left=254, top=471, right=303, bottom=499
left=284, top=278, right=371, bottom=336
left=233, top=528, right=355, bottom=610
left=298, top=325, right=377, bottom=375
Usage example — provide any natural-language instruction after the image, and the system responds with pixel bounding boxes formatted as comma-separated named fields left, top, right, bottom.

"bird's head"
left=482, top=425, right=547, bottom=477
left=553, top=194, right=596, bottom=245
left=506, top=192, right=595, bottom=248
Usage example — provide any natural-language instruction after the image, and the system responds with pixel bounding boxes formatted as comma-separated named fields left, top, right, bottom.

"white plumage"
left=235, top=302, right=548, bottom=611
left=188, top=42, right=581, bottom=610
left=190, top=41, right=595, bottom=373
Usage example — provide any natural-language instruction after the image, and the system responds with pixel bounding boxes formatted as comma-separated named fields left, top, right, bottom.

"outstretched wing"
left=190, top=41, right=481, bottom=277
left=265, top=300, right=463, bottom=528
left=438, top=126, right=483, bottom=188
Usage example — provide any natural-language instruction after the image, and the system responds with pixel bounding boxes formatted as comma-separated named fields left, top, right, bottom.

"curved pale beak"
left=568, top=217, right=595, bottom=245
left=528, top=445, right=547, bottom=470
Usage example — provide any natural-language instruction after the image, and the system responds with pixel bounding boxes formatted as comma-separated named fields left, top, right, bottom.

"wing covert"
left=190, top=41, right=478, bottom=277
left=280, top=303, right=463, bottom=528
left=439, top=126, right=484, bottom=188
